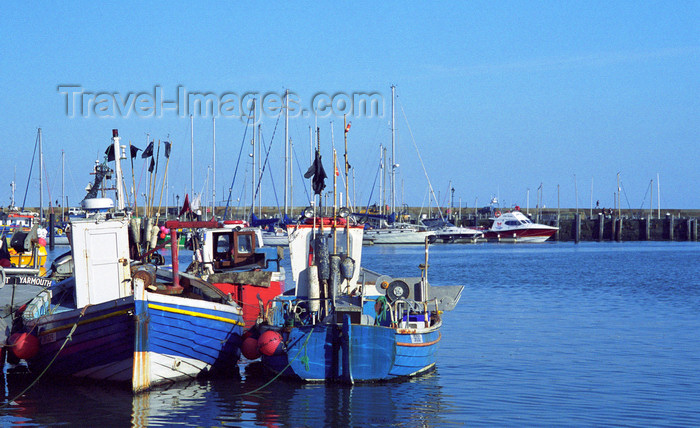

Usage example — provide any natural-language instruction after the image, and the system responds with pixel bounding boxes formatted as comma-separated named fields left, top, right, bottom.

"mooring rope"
left=1, top=305, right=90, bottom=409
left=237, top=325, right=316, bottom=396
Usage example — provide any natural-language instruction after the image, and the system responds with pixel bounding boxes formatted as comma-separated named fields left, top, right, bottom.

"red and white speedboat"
left=484, top=210, right=558, bottom=243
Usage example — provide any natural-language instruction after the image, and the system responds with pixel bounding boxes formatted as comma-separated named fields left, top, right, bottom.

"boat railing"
left=266, top=295, right=335, bottom=326
left=392, top=298, right=433, bottom=329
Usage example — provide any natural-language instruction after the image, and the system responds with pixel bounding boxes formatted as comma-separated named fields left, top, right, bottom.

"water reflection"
left=228, top=363, right=452, bottom=427
left=1, top=362, right=451, bottom=427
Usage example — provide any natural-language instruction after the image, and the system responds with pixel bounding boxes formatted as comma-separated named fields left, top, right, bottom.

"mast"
left=284, top=89, right=289, bottom=215
left=290, top=137, right=294, bottom=217
left=10, top=172, right=15, bottom=209
left=344, top=115, right=351, bottom=251
left=112, top=129, right=125, bottom=210
left=390, top=85, right=396, bottom=214
left=38, top=128, right=43, bottom=225
left=656, top=173, right=660, bottom=219
left=258, top=124, right=262, bottom=216
left=190, top=114, right=194, bottom=200
left=61, top=150, right=65, bottom=220
left=212, top=116, right=216, bottom=220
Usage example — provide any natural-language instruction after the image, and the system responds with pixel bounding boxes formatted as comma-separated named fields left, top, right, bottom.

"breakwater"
left=461, top=213, right=699, bottom=242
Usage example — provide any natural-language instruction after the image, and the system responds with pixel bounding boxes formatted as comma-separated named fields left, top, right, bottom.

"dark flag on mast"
left=130, top=145, right=141, bottom=158
left=104, top=145, right=115, bottom=162
left=164, top=141, right=171, bottom=158
left=304, top=150, right=327, bottom=195
left=142, top=141, right=154, bottom=158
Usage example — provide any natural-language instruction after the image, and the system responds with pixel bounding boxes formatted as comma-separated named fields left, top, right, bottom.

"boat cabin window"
left=236, top=234, right=253, bottom=254
left=505, top=220, right=520, bottom=226
left=216, top=234, right=231, bottom=254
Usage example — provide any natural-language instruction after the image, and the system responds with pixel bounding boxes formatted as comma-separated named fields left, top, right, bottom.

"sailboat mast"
left=61, top=150, right=65, bottom=220
left=390, top=85, right=396, bottom=214
left=258, top=124, right=262, bottom=216
left=10, top=169, right=16, bottom=209
left=290, top=137, right=294, bottom=217
left=190, top=114, right=194, bottom=200
left=656, top=173, right=660, bottom=219
left=212, top=117, right=216, bottom=220
left=284, top=89, right=289, bottom=215
left=39, top=128, right=44, bottom=226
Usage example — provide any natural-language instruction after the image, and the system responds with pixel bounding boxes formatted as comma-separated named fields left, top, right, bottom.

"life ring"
left=494, top=211, right=501, bottom=217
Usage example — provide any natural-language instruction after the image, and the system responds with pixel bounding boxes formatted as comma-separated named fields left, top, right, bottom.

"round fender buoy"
left=257, top=330, right=284, bottom=357
left=9, top=332, right=39, bottom=360
left=241, top=337, right=261, bottom=360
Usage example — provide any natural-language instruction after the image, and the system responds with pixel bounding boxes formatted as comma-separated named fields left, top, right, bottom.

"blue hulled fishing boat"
left=255, top=212, right=463, bottom=382
left=9, top=130, right=245, bottom=392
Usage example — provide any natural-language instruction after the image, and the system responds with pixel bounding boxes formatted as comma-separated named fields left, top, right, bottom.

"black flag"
left=130, top=145, right=141, bottom=158
left=304, top=150, right=327, bottom=195
left=148, top=157, right=155, bottom=173
left=164, top=141, right=171, bottom=159
left=142, top=141, right=154, bottom=158
left=105, top=144, right=115, bottom=162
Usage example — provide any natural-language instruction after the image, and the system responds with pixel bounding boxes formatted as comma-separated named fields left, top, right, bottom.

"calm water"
left=2, top=241, right=699, bottom=426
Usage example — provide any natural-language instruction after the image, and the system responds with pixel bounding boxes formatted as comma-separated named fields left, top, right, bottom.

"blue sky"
left=1, top=1, right=698, bottom=213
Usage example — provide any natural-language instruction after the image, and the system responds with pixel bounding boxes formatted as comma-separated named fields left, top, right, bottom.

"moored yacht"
left=484, top=210, right=558, bottom=243
left=420, top=218, right=484, bottom=243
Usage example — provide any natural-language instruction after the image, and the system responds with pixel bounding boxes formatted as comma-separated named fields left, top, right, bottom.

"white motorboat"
left=363, top=222, right=435, bottom=245
left=420, top=218, right=484, bottom=243
left=484, top=210, right=558, bottom=243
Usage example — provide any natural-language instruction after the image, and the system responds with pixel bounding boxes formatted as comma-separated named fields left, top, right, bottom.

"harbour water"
left=2, top=241, right=699, bottom=426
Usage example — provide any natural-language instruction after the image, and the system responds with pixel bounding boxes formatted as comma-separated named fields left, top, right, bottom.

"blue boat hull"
left=261, top=317, right=441, bottom=383
left=23, top=283, right=244, bottom=391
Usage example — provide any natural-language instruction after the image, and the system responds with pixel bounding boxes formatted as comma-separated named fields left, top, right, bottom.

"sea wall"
left=459, top=214, right=699, bottom=242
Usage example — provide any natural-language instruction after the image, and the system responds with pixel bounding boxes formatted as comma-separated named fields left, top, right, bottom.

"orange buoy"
left=241, top=336, right=261, bottom=360
left=257, top=330, right=284, bottom=357
left=9, top=332, right=39, bottom=360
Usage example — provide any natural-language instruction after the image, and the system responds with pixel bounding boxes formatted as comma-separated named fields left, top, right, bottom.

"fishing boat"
left=181, top=221, right=285, bottom=329
left=3, top=224, right=48, bottom=275
left=255, top=210, right=463, bottom=382
left=483, top=209, right=558, bottom=243
left=0, top=228, right=51, bottom=359
left=8, top=130, right=246, bottom=392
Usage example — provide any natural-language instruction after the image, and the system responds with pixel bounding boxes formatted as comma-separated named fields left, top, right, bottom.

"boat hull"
left=484, top=228, right=557, bottom=243
left=22, top=283, right=244, bottom=392
left=261, top=317, right=441, bottom=383
left=363, top=229, right=435, bottom=245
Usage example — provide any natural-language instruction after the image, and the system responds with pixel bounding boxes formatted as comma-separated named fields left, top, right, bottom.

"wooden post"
left=598, top=213, right=604, bottom=242
left=574, top=213, right=580, bottom=244
left=616, top=217, right=623, bottom=242
left=49, top=212, right=55, bottom=250
left=611, top=216, right=617, bottom=242
left=687, top=218, right=692, bottom=241
left=667, top=213, right=674, bottom=241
